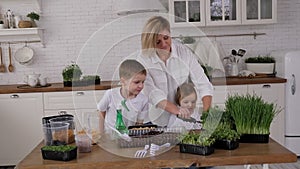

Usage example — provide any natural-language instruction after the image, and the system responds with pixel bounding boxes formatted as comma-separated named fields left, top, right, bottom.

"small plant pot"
left=63, top=79, right=100, bottom=87
left=246, top=63, right=275, bottom=74
left=239, top=134, right=269, bottom=143
left=41, top=146, right=77, bottom=161
left=63, top=81, right=72, bottom=87
left=214, top=139, right=239, bottom=150
left=179, top=143, right=214, bottom=156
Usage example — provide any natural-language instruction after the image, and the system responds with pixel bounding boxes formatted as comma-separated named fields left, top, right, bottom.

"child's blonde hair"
left=175, top=83, right=197, bottom=105
left=119, top=59, right=146, bottom=80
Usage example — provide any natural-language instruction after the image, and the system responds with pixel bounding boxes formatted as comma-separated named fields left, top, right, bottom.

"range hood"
left=116, top=0, right=167, bottom=16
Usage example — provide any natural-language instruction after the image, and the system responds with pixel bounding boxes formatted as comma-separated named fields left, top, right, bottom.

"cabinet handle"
left=76, top=92, right=85, bottom=96
left=58, top=110, right=67, bottom=115
left=291, top=74, right=296, bottom=95
left=262, top=84, right=271, bottom=88
left=10, top=94, right=19, bottom=99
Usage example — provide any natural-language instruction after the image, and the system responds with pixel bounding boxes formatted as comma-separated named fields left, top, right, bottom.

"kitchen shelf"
left=0, top=28, right=44, bottom=46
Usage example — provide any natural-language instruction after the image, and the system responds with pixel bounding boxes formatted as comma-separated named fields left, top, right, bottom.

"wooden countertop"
left=16, top=139, right=297, bottom=169
left=0, top=77, right=286, bottom=94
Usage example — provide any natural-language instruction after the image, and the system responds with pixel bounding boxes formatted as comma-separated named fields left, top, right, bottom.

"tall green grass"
left=225, top=94, right=281, bottom=135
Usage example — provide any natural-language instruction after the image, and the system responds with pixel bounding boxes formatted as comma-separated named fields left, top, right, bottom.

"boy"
left=97, top=59, right=148, bottom=133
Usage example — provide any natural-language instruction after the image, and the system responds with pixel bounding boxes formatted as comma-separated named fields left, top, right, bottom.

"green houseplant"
left=201, top=106, right=240, bottom=150
left=81, top=75, right=101, bottom=85
left=62, top=63, right=82, bottom=86
left=225, top=94, right=281, bottom=143
left=179, top=130, right=215, bottom=155
left=245, top=55, right=276, bottom=74
left=41, top=145, right=77, bottom=161
left=27, top=12, right=40, bottom=27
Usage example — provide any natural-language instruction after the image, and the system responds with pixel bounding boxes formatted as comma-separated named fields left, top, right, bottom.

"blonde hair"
left=175, top=83, right=197, bottom=105
left=141, top=16, right=170, bottom=55
left=119, top=59, right=146, bottom=80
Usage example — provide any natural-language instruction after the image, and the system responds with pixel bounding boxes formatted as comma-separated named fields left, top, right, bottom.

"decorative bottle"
left=115, top=105, right=128, bottom=134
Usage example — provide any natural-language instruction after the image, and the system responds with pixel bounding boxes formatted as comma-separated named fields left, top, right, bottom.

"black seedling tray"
left=179, top=143, right=214, bottom=156
left=41, top=147, right=77, bottom=161
left=239, top=134, right=269, bottom=143
left=214, top=139, right=239, bottom=150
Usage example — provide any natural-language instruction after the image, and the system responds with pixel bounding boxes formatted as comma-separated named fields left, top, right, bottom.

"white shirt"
left=97, top=87, right=149, bottom=132
left=168, top=107, right=202, bottom=130
left=138, top=40, right=213, bottom=126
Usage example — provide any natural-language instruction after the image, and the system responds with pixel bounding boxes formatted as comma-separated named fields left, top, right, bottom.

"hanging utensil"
left=8, top=44, right=14, bottom=72
left=237, top=49, right=246, bottom=57
left=0, top=45, right=5, bottom=72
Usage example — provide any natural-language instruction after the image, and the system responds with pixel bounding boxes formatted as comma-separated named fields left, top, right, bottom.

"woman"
left=138, top=16, right=213, bottom=126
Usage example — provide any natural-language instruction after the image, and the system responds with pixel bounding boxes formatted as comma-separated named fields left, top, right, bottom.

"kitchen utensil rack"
left=174, top=32, right=266, bottom=40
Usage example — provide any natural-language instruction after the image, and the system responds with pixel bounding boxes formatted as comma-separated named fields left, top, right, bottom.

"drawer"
left=44, top=90, right=106, bottom=110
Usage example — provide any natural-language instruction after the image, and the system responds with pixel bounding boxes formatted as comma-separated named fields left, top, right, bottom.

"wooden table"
left=16, top=139, right=297, bottom=169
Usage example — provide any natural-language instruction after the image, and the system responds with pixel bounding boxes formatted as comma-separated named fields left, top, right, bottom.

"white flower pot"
left=246, top=63, right=275, bottom=74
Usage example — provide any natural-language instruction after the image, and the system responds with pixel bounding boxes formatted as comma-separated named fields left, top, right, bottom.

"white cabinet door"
left=212, top=85, right=247, bottom=108
left=0, top=93, right=43, bottom=166
left=169, top=0, right=206, bottom=27
left=241, top=0, right=277, bottom=24
left=43, top=90, right=106, bottom=129
left=205, top=0, right=241, bottom=26
left=43, top=90, right=105, bottom=110
left=248, top=83, right=285, bottom=145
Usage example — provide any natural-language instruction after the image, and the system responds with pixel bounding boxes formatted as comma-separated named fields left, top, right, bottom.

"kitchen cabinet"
left=0, top=0, right=44, bottom=45
left=169, top=0, right=206, bottom=27
left=43, top=90, right=106, bottom=128
left=206, top=0, right=241, bottom=26
left=212, top=85, right=247, bottom=108
left=168, top=0, right=277, bottom=27
left=248, top=83, right=285, bottom=145
left=0, top=93, right=43, bottom=166
left=241, top=0, right=277, bottom=25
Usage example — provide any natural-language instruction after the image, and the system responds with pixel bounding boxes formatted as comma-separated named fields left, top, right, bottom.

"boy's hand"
left=178, top=107, right=191, bottom=119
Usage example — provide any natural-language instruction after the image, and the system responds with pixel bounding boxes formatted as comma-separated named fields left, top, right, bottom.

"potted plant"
left=62, top=63, right=82, bottom=87
left=244, top=55, right=276, bottom=74
left=225, top=94, right=281, bottom=143
left=41, top=145, right=77, bottom=161
left=212, top=123, right=240, bottom=150
left=81, top=75, right=101, bottom=86
left=201, top=106, right=240, bottom=150
left=26, top=11, right=40, bottom=27
left=201, top=64, right=213, bottom=81
left=0, top=20, right=4, bottom=29
left=179, top=130, right=215, bottom=156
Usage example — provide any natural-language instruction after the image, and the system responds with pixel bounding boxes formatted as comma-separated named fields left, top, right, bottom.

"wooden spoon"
left=8, top=45, right=14, bottom=72
left=0, top=46, right=5, bottom=72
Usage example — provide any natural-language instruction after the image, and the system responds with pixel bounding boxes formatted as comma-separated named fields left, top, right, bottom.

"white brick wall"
left=0, top=0, right=299, bottom=85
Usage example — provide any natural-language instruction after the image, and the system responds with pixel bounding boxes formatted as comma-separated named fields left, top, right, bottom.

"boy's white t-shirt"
left=97, top=87, right=149, bottom=132
left=167, top=108, right=202, bottom=130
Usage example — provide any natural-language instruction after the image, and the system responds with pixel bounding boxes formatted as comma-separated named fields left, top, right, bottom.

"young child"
left=167, top=83, right=202, bottom=130
left=97, top=59, right=149, bottom=133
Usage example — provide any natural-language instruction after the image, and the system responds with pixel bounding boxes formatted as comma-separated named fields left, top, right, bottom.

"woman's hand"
left=177, top=107, right=192, bottom=119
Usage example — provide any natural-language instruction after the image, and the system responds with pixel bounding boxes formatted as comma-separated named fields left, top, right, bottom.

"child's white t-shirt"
left=167, top=108, right=202, bottom=130
left=97, top=87, right=149, bottom=132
